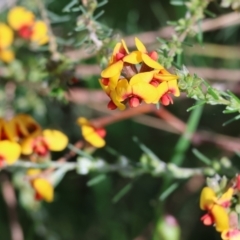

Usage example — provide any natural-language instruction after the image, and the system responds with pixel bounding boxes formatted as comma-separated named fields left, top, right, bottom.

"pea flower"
left=200, top=186, right=233, bottom=232
left=8, top=6, right=49, bottom=45
left=21, top=129, right=68, bottom=156
left=0, top=23, right=14, bottom=63
left=77, top=117, right=106, bottom=148
left=27, top=169, right=54, bottom=202
left=0, top=140, right=21, bottom=166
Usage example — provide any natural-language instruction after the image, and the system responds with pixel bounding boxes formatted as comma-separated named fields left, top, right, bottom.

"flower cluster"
left=0, top=6, right=49, bottom=63
left=99, top=38, right=180, bottom=110
left=0, top=114, right=68, bottom=202
left=200, top=176, right=240, bottom=240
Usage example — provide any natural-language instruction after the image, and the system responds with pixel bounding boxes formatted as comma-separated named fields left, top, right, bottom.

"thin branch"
left=35, top=0, right=60, bottom=61
left=1, top=173, right=24, bottom=240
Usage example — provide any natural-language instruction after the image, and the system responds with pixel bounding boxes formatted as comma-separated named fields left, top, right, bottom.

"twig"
left=0, top=173, right=24, bottom=240
left=35, top=0, right=60, bottom=61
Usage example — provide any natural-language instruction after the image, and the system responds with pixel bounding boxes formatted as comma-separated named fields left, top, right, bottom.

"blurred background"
left=0, top=0, right=240, bottom=239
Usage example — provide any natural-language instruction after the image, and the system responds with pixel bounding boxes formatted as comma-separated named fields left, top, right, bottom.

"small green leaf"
left=159, top=182, right=179, bottom=201
left=192, top=148, right=211, bottom=165
left=223, top=115, right=240, bottom=126
left=204, top=9, right=216, bottom=18
left=87, top=174, right=107, bottom=186
left=112, top=183, right=132, bottom=203
left=187, top=101, right=206, bottom=112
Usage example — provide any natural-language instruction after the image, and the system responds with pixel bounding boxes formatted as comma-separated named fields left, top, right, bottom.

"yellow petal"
left=121, top=39, right=129, bottom=54
left=2, top=119, right=17, bottom=141
left=154, top=73, right=179, bottom=81
left=135, top=37, right=147, bottom=53
left=109, top=91, right=126, bottom=111
left=8, top=6, right=35, bottom=30
left=115, top=79, right=131, bottom=101
left=101, top=61, right=123, bottom=78
left=130, top=71, right=155, bottom=85
left=132, top=82, right=159, bottom=104
left=0, top=23, right=14, bottom=48
left=217, top=188, right=234, bottom=206
left=0, top=140, right=21, bottom=165
left=31, top=21, right=49, bottom=45
left=200, top=187, right=216, bottom=210
left=20, top=136, right=34, bottom=155
left=142, top=53, right=164, bottom=69
left=0, top=49, right=15, bottom=63
left=168, top=80, right=180, bottom=97
left=77, top=118, right=105, bottom=148
left=43, top=129, right=68, bottom=151
left=32, top=178, right=54, bottom=202
left=157, top=81, right=168, bottom=99
left=108, top=72, right=120, bottom=90
left=123, top=51, right=142, bottom=64
left=82, top=127, right=105, bottom=148
left=211, top=205, right=229, bottom=232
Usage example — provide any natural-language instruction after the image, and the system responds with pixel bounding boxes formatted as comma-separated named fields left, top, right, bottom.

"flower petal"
left=200, top=187, right=216, bottom=210
left=157, top=81, right=168, bottom=99
left=121, top=39, right=129, bottom=54
left=109, top=90, right=126, bottom=110
left=123, top=51, right=142, bottom=64
left=211, top=204, right=229, bottom=232
left=2, top=119, right=17, bottom=141
left=77, top=118, right=106, bottom=148
left=101, top=61, right=123, bottom=78
left=135, top=37, right=147, bottom=53
left=217, top=188, right=234, bottom=207
left=115, top=79, right=131, bottom=101
left=31, top=21, right=49, bottom=45
left=168, top=80, right=180, bottom=97
left=8, top=6, right=35, bottom=30
left=154, top=73, right=179, bottom=81
left=43, top=129, right=68, bottom=151
left=0, top=23, right=14, bottom=49
left=130, top=71, right=156, bottom=85
left=132, top=82, right=159, bottom=104
left=142, top=53, right=164, bottom=69
left=32, top=178, right=54, bottom=202
left=108, top=72, right=121, bottom=90
left=0, top=140, right=21, bottom=165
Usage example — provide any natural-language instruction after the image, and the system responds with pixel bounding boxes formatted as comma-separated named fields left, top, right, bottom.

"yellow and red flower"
left=200, top=186, right=233, bottom=232
left=8, top=6, right=49, bottom=45
left=0, top=23, right=14, bottom=63
left=21, top=129, right=68, bottom=156
left=77, top=117, right=106, bottom=148
left=27, top=169, right=54, bottom=202
left=99, top=37, right=180, bottom=110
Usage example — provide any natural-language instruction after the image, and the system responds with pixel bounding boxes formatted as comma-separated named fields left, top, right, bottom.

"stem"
left=1, top=173, right=24, bottom=240
left=35, top=0, right=60, bottom=61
